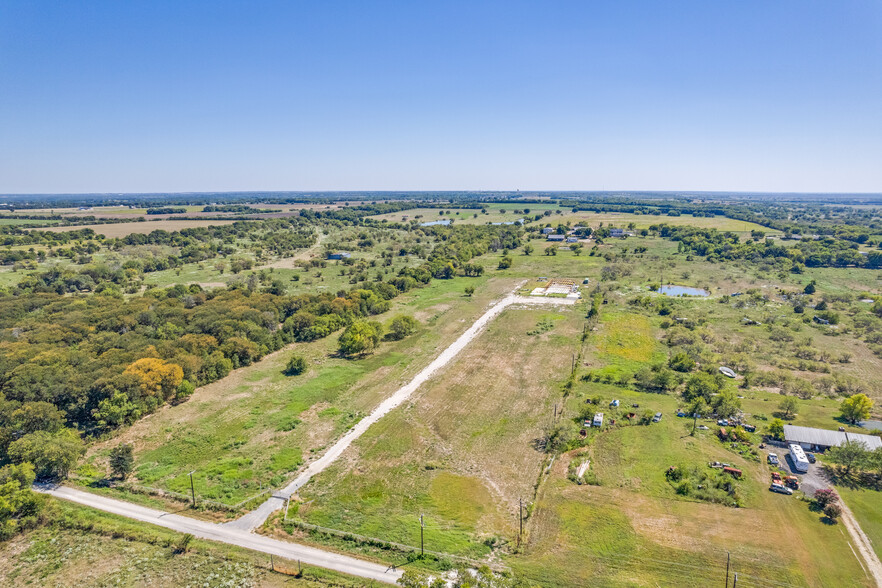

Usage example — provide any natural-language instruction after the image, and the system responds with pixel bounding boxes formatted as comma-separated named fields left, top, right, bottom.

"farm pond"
left=657, top=285, right=710, bottom=297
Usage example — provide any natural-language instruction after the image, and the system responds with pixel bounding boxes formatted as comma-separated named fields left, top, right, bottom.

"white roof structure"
left=784, top=425, right=882, bottom=450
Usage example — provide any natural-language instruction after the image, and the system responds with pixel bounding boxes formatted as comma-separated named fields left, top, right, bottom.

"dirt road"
left=34, top=484, right=403, bottom=584
left=840, top=499, right=882, bottom=587
left=227, top=293, right=578, bottom=531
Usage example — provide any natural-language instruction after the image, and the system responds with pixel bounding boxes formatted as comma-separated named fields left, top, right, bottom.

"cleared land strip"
left=840, top=499, right=882, bottom=587
left=226, top=294, right=578, bottom=531
left=34, top=484, right=402, bottom=585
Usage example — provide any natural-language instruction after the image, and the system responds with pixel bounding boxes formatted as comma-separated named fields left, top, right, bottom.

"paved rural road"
left=228, top=293, right=578, bottom=531
left=34, top=484, right=404, bottom=585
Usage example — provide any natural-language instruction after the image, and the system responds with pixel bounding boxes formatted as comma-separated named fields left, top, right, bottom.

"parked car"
left=785, top=476, right=800, bottom=489
left=610, top=399, right=620, bottom=407
left=677, top=411, right=686, bottom=417
left=697, top=425, right=709, bottom=430
left=652, top=412, right=663, bottom=423
left=806, top=452, right=816, bottom=464
left=768, top=453, right=779, bottom=465
left=717, top=419, right=729, bottom=426
left=770, top=483, right=793, bottom=495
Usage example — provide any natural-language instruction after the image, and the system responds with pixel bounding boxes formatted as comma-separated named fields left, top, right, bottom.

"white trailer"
left=593, top=413, right=604, bottom=428
left=789, top=443, right=810, bottom=473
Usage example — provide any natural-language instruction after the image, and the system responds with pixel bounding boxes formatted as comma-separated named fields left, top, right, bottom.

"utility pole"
left=518, top=498, right=524, bottom=545
left=188, top=470, right=196, bottom=507
left=725, top=551, right=730, bottom=587
left=419, top=514, right=424, bottom=557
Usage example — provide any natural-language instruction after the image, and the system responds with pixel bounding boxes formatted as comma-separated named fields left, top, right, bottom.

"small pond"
left=657, top=285, right=710, bottom=297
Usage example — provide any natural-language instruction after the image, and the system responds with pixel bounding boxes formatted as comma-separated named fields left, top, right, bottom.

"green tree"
left=545, top=245, right=557, bottom=256
left=523, top=243, right=534, bottom=255
left=688, top=398, right=709, bottom=436
left=285, top=355, right=307, bottom=376
left=387, top=315, right=419, bottom=340
left=668, top=351, right=695, bottom=373
left=570, top=243, right=583, bottom=255
left=767, top=418, right=785, bottom=440
left=464, top=285, right=475, bottom=297
left=840, top=393, right=873, bottom=424
left=712, top=388, right=741, bottom=419
left=804, top=280, right=816, bottom=294
left=778, top=396, right=798, bottom=420
left=497, top=255, right=512, bottom=269
left=827, top=440, right=869, bottom=475
left=109, top=443, right=134, bottom=480
left=682, top=373, right=722, bottom=403
left=175, top=380, right=195, bottom=401
left=0, top=463, right=45, bottom=540
left=338, top=321, right=383, bottom=356
left=92, top=391, right=142, bottom=429
left=8, top=428, right=85, bottom=480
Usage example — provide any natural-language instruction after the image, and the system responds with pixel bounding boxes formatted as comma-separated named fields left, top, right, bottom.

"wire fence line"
left=284, top=518, right=501, bottom=570
left=69, top=476, right=273, bottom=513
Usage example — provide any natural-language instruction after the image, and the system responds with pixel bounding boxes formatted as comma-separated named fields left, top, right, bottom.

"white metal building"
left=783, top=425, right=882, bottom=452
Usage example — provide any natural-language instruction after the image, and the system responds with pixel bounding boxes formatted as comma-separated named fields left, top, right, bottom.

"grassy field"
left=84, top=275, right=513, bottom=506
left=370, top=204, right=777, bottom=235
left=512, top=375, right=870, bottom=586
left=37, top=220, right=238, bottom=238
left=0, top=501, right=364, bottom=587
left=290, top=305, right=585, bottom=558
left=0, top=217, right=61, bottom=226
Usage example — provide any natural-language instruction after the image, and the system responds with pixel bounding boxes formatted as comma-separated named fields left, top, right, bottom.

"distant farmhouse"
left=541, top=227, right=555, bottom=235
left=546, top=234, right=565, bottom=242
left=609, top=228, right=635, bottom=238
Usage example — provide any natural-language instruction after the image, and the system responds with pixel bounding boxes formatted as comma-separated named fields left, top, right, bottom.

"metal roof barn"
left=784, top=425, right=882, bottom=451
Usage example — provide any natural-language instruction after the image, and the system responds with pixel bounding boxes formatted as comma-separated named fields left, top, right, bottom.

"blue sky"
left=1, top=1, right=880, bottom=193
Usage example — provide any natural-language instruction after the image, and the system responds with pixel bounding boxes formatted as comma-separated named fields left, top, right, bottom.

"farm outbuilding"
left=783, top=425, right=882, bottom=452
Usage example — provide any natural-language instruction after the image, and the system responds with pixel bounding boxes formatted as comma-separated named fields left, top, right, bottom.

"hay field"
left=36, top=220, right=238, bottom=238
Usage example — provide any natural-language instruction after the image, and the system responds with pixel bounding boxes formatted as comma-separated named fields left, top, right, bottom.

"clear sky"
left=1, top=1, right=880, bottom=194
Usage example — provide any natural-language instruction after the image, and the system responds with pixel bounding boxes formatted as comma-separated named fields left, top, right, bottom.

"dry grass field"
left=289, top=306, right=585, bottom=558
left=37, top=219, right=238, bottom=237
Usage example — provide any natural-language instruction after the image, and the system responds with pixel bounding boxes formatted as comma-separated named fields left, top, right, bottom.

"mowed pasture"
left=292, top=306, right=585, bottom=558
left=84, top=276, right=514, bottom=506
left=37, top=220, right=238, bottom=238
left=370, top=204, right=777, bottom=235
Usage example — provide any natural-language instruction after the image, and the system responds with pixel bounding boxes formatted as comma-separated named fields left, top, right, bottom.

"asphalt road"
left=35, top=484, right=403, bottom=585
